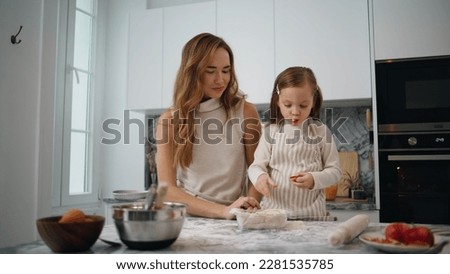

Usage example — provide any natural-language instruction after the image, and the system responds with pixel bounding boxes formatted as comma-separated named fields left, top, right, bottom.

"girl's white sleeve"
left=247, top=126, right=272, bottom=185
left=310, top=126, right=342, bottom=190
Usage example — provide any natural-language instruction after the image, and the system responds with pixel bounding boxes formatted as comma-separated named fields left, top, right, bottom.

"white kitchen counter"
left=1, top=217, right=449, bottom=254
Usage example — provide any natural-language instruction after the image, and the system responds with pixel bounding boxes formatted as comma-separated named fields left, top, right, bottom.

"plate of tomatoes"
left=359, top=222, right=442, bottom=253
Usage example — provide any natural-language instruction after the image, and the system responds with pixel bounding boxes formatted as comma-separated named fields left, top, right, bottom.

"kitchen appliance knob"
left=408, top=136, right=417, bottom=146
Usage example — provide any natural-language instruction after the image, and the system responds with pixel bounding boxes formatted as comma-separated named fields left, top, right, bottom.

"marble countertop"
left=103, top=197, right=378, bottom=211
left=326, top=197, right=377, bottom=211
left=2, top=217, right=449, bottom=254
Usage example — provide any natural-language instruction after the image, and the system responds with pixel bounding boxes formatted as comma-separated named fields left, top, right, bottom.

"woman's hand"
left=254, top=173, right=278, bottom=197
left=290, top=172, right=315, bottom=189
left=223, top=196, right=260, bottom=220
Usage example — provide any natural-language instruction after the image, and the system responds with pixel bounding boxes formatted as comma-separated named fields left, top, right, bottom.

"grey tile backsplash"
left=320, top=106, right=374, bottom=197
left=145, top=105, right=374, bottom=198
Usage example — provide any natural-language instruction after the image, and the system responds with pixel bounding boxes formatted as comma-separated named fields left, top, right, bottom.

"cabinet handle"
left=388, top=155, right=450, bottom=161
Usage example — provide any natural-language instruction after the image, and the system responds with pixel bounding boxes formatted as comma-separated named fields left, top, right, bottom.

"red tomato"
left=384, top=222, right=411, bottom=243
left=403, top=226, right=434, bottom=246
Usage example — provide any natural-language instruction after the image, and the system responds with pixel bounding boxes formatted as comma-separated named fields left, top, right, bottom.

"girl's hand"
left=254, top=173, right=278, bottom=197
left=224, top=196, right=260, bottom=220
left=290, top=172, right=315, bottom=189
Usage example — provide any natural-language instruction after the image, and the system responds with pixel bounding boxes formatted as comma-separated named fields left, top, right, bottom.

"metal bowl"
left=112, top=202, right=186, bottom=250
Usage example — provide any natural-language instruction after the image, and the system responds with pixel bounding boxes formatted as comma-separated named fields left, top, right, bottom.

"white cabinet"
left=128, top=0, right=374, bottom=111
left=127, top=9, right=163, bottom=110
left=373, top=0, right=450, bottom=60
left=275, top=0, right=372, bottom=100
left=127, top=2, right=216, bottom=111
left=217, top=0, right=275, bottom=104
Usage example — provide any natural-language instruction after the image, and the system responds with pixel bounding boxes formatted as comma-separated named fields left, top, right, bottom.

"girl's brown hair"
left=171, top=33, right=243, bottom=169
left=268, top=66, right=323, bottom=125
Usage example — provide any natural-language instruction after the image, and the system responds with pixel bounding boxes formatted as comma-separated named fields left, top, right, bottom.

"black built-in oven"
left=376, top=56, right=450, bottom=224
left=378, top=132, right=450, bottom=224
left=376, top=56, right=450, bottom=132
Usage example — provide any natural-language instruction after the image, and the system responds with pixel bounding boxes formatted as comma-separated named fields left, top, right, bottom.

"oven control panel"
left=378, top=132, right=450, bottom=150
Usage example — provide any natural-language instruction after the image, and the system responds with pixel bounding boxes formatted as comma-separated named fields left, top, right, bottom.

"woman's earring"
left=276, top=85, right=280, bottom=95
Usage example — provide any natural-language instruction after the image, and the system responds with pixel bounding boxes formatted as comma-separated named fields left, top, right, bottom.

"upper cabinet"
left=275, top=0, right=372, bottom=100
left=373, top=0, right=450, bottom=60
left=127, top=2, right=216, bottom=111
left=217, top=0, right=275, bottom=104
left=127, top=9, right=163, bottom=110
left=127, top=0, right=374, bottom=111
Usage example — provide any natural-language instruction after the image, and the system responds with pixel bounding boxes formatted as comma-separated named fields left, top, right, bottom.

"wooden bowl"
left=36, top=215, right=105, bottom=253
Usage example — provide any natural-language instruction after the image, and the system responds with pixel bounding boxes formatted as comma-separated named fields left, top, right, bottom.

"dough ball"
left=231, top=208, right=287, bottom=229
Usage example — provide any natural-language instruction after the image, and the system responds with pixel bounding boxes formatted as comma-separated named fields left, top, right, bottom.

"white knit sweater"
left=176, top=98, right=247, bottom=205
left=248, top=119, right=342, bottom=217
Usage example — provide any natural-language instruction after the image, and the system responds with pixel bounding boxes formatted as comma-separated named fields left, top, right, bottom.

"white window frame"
left=53, top=0, right=100, bottom=210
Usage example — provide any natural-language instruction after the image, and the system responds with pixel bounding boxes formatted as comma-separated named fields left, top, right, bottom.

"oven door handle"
left=388, top=155, right=450, bottom=161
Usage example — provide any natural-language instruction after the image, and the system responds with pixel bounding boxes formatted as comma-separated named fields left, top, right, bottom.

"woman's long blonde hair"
left=171, top=33, right=243, bottom=169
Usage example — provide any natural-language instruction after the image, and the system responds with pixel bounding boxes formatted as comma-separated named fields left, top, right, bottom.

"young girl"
left=156, top=33, right=261, bottom=219
left=248, top=66, right=341, bottom=219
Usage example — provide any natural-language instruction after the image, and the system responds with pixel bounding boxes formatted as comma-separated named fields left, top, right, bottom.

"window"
left=54, top=0, right=100, bottom=209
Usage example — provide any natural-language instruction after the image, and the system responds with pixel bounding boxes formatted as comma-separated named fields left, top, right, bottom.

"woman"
left=156, top=33, right=261, bottom=219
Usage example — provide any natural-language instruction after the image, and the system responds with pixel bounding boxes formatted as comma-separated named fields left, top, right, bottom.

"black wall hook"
left=11, top=25, right=23, bottom=44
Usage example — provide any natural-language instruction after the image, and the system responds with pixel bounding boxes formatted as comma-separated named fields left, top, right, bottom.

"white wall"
left=0, top=0, right=45, bottom=247
left=0, top=0, right=148, bottom=248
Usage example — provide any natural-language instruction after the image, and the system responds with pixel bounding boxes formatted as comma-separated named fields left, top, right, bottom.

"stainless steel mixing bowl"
left=113, top=202, right=186, bottom=250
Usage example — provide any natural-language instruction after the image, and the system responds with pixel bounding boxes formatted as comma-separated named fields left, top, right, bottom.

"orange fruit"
left=59, top=208, right=86, bottom=223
